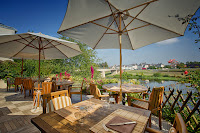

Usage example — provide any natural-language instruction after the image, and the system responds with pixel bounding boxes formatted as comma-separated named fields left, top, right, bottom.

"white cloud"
left=156, top=38, right=179, bottom=45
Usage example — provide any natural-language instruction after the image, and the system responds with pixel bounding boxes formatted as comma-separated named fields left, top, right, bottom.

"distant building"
left=0, top=23, right=17, bottom=35
left=156, top=63, right=165, bottom=68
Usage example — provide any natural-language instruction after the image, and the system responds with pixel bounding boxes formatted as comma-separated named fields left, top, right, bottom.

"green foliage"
left=186, top=61, right=200, bottom=68
left=98, top=62, right=108, bottom=68
left=0, top=60, right=21, bottom=79
left=149, top=66, right=156, bottom=69
left=183, top=69, right=200, bottom=91
left=163, top=74, right=170, bottom=77
left=153, top=72, right=162, bottom=77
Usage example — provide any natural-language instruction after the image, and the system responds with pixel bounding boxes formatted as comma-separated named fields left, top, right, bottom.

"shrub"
left=153, top=72, right=162, bottom=77
left=163, top=74, right=170, bottom=77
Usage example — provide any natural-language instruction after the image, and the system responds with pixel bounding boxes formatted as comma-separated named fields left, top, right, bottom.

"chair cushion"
left=46, top=96, right=72, bottom=113
left=169, top=127, right=177, bottom=133
left=132, top=100, right=149, bottom=109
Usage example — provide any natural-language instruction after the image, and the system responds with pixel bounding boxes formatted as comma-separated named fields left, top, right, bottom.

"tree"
left=98, top=62, right=108, bottom=68
left=177, top=62, right=185, bottom=69
left=169, top=13, right=200, bottom=43
left=58, top=36, right=101, bottom=79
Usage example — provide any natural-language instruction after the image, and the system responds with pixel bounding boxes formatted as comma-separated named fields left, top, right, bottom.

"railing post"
left=179, top=91, right=192, bottom=113
left=162, top=88, right=174, bottom=107
left=171, top=90, right=182, bottom=111
left=185, top=99, right=200, bottom=123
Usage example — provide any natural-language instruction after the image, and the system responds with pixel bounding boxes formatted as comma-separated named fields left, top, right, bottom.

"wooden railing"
left=161, top=87, right=200, bottom=132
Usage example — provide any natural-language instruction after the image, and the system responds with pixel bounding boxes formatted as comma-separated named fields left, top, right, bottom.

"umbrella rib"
left=105, top=0, right=119, bottom=12
left=106, top=1, right=120, bottom=31
left=11, top=45, right=28, bottom=58
left=43, top=40, right=54, bottom=48
left=135, top=17, right=183, bottom=36
left=124, top=13, right=183, bottom=36
left=15, top=40, right=38, bottom=49
left=44, top=39, right=69, bottom=58
left=18, top=35, right=38, bottom=49
left=122, top=3, right=150, bottom=32
left=90, top=21, right=118, bottom=33
left=121, top=17, right=134, bottom=50
left=58, top=14, right=113, bottom=33
left=0, top=35, right=35, bottom=46
left=11, top=36, right=39, bottom=58
left=124, top=24, right=151, bottom=32
left=93, top=19, right=115, bottom=49
left=44, top=39, right=81, bottom=53
left=124, top=0, right=158, bottom=12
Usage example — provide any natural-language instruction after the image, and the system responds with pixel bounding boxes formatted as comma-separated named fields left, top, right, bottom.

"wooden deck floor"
left=0, top=86, right=172, bottom=133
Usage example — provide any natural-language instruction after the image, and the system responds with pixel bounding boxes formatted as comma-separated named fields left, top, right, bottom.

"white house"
left=0, top=23, right=17, bottom=35
left=0, top=23, right=17, bottom=61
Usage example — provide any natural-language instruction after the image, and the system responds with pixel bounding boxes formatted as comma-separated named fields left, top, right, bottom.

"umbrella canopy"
left=58, top=0, right=200, bottom=102
left=0, top=32, right=82, bottom=78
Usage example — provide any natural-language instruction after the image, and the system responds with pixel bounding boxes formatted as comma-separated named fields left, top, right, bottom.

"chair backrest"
left=173, top=113, right=188, bottom=133
left=89, top=83, right=100, bottom=99
left=42, top=82, right=52, bottom=94
left=23, top=78, right=34, bottom=90
left=149, top=86, right=164, bottom=111
left=42, top=90, right=72, bottom=114
left=14, top=77, right=22, bottom=85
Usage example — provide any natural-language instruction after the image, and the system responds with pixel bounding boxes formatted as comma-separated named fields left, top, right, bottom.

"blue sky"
left=1, top=0, right=200, bottom=66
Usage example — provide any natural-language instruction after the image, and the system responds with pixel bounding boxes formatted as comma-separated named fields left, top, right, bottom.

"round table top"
left=102, top=83, right=148, bottom=93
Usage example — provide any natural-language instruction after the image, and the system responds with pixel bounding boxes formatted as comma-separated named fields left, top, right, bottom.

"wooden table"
left=31, top=99, right=151, bottom=133
left=102, top=83, right=148, bottom=105
left=55, top=80, right=74, bottom=90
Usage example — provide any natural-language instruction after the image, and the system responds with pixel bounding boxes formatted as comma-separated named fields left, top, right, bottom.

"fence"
left=161, top=87, right=200, bottom=132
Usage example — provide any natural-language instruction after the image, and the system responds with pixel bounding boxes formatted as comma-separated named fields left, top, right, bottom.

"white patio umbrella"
left=0, top=32, right=82, bottom=79
left=57, top=0, right=200, bottom=102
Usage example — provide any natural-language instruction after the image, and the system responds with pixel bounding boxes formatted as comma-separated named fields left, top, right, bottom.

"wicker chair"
left=127, top=86, right=164, bottom=130
left=89, top=83, right=109, bottom=100
left=68, top=79, right=84, bottom=101
left=14, top=77, right=23, bottom=92
left=42, top=90, right=72, bottom=114
left=145, top=113, right=188, bottom=133
left=7, top=78, right=14, bottom=91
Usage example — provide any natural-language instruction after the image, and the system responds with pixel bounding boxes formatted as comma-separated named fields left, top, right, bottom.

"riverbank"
left=106, top=68, right=200, bottom=81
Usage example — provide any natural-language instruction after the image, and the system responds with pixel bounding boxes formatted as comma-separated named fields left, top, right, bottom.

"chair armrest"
left=145, top=127, right=162, bottom=133
left=128, top=96, right=150, bottom=103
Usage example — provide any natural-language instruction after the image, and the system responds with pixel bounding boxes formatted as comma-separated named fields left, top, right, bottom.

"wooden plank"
left=0, top=123, right=7, bottom=133
left=171, top=90, right=182, bottom=110
left=4, top=121, right=12, bottom=132
left=31, top=117, right=59, bottom=133
left=8, top=120, right=17, bottom=131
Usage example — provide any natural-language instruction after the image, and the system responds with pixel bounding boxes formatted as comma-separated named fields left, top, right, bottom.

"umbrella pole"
left=119, top=12, right=122, bottom=102
left=39, top=38, right=41, bottom=80
left=21, top=58, right=23, bottom=77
